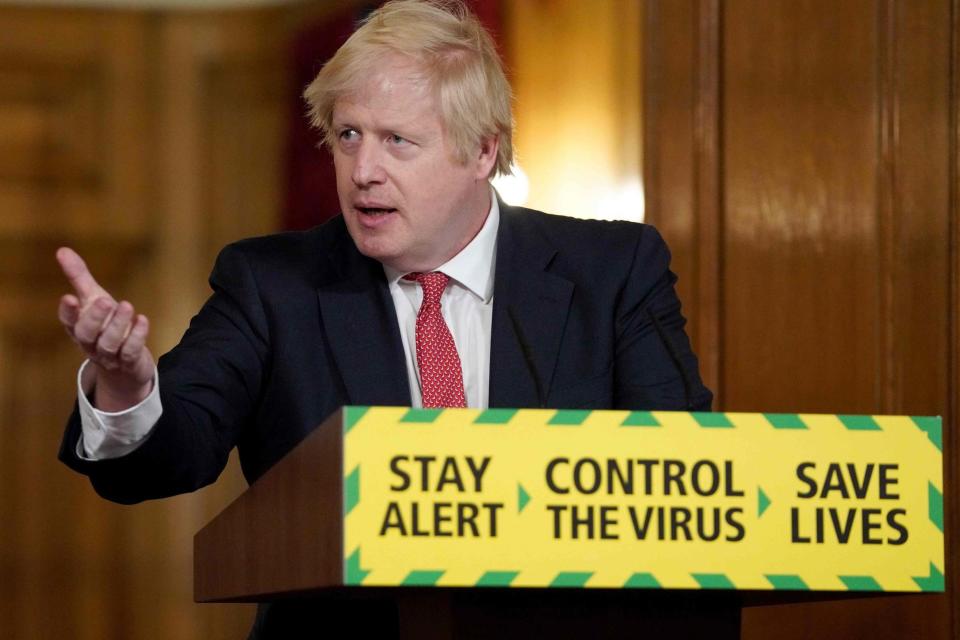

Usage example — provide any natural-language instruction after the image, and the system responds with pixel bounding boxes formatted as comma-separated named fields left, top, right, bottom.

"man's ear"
left=475, top=134, right=500, bottom=179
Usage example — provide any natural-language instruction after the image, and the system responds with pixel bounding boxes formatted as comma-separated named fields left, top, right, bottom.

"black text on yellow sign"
left=379, top=455, right=504, bottom=537
left=790, top=462, right=908, bottom=545
left=345, top=408, right=943, bottom=591
left=543, top=457, right=745, bottom=541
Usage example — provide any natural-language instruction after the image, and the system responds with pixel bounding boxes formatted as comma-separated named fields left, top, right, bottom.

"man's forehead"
left=333, top=88, right=443, bottom=140
left=337, top=56, right=433, bottom=110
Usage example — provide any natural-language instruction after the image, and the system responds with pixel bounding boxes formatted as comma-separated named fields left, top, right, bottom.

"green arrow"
left=518, top=483, right=530, bottom=513
left=758, top=487, right=771, bottom=517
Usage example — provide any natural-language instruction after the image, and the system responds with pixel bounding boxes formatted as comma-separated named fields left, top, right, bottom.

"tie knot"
left=404, top=271, right=449, bottom=306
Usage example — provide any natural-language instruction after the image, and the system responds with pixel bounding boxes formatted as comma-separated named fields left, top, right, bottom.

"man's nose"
left=351, top=140, right=387, bottom=187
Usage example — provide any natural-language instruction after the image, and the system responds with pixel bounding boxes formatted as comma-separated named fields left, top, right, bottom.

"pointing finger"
left=56, top=247, right=107, bottom=304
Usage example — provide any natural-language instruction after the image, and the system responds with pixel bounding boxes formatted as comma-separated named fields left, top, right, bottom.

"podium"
left=195, top=407, right=943, bottom=638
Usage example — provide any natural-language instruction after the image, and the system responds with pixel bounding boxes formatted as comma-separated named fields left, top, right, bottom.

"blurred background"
left=0, top=0, right=956, bottom=638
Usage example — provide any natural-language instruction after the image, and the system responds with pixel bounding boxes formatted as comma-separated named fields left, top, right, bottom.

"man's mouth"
left=354, top=205, right=398, bottom=229
left=357, top=206, right=397, bottom=215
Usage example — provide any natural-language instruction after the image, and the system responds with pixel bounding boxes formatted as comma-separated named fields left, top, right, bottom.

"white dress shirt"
left=383, top=196, right=497, bottom=410
left=76, top=192, right=499, bottom=460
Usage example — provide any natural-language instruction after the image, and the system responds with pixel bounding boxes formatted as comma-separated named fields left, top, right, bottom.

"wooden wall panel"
left=642, top=0, right=700, bottom=355
left=0, top=6, right=292, bottom=639
left=504, top=0, right=643, bottom=223
left=887, top=0, right=952, bottom=417
left=0, top=11, right=153, bottom=640
left=722, top=0, right=884, bottom=414
left=643, top=0, right=723, bottom=397
left=644, top=0, right=957, bottom=637
left=0, top=9, right=150, bottom=240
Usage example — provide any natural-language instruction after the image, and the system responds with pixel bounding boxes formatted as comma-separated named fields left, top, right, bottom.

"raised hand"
left=57, top=247, right=155, bottom=412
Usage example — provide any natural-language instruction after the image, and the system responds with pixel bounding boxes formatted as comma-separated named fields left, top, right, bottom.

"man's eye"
left=338, top=128, right=359, bottom=141
left=388, top=134, right=409, bottom=145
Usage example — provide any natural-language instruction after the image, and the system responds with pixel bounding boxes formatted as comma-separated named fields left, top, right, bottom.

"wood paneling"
left=0, top=12, right=153, bottom=640
left=0, top=9, right=150, bottom=240
left=643, top=0, right=700, bottom=350
left=0, top=6, right=291, bottom=639
left=722, top=0, right=884, bottom=414
left=644, top=0, right=957, bottom=637
left=642, top=0, right=723, bottom=395
left=504, top=0, right=643, bottom=223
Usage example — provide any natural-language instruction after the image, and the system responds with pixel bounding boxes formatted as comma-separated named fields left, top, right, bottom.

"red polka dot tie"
left=403, top=272, right=467, bottom=408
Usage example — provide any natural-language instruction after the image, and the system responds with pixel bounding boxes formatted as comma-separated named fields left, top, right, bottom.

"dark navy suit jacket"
left=60, top=204, right=711, bottom=501
left=57, top=204, right=718, bottom=638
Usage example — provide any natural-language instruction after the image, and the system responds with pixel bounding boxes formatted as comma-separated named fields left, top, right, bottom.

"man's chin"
left=351, top=236, right=402, bottom=267
left=345, top=225, right=430, bottom=271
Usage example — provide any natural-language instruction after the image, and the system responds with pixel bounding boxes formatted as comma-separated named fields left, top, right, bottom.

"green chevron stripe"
left=839, top=576, right=882, bottom=591
left=402, top=570, right=445, bottom=586
left=929, top=483, right=944, bottom=532
left=550, top=572, right=592, bottom=587
left=838, top=415, right=881, bottom=431
left=911, top=416, right=942, bottom=451
left=343, top=406, right=370, bottom=434
left=518, top=484, right=530, bottom=512
left=620, top=411, right=661, bottom=427
left=692, top=573, right=735, bottom=589
left=344, top=466, right=360, bottom=516
left=764, top=413, right=807, bottom=429
left=758, top=487, right=771, bottom=517
left=912, top=563, right=945, bottom=592
left=765, top=574, right=809, bottom=590
left=624, top=573, right=661, bottom=588
left=345, top=548, right=370, bottom=585
left=476, top=571, right=519, bottom=587
left=474, top=408, right=518, bottom=424
left=400, top=408, right=443, bottom=423
left=691, top=413, right=734, bottom=428
left=548, top=410, right=592, bottom=425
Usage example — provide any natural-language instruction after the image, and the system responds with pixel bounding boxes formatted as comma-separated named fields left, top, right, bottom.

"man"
left=57, top=0, right=716, bottom=636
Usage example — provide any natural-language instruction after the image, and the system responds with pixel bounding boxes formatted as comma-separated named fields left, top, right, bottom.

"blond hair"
left=303, top=0, right=513, bottom=177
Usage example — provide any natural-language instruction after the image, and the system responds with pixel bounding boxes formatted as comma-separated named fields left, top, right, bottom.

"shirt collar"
left=383, top=188, right=499, bottom=303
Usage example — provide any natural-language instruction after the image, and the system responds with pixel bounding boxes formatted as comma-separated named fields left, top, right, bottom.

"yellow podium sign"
left=341, top=407, right=944, bottom=592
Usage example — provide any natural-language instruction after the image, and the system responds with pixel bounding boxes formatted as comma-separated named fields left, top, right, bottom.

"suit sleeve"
left=58, top=243, right=269, bottom=504
left=613, top=225, right=713, bottom=411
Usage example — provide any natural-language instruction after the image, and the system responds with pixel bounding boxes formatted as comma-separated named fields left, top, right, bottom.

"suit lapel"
left=489, top=205, right=574, bottom=408
left=316, top=228, right=411, bottom=407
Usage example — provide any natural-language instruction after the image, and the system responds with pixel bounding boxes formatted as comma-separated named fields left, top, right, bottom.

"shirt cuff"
left=75, top=359, right=163, bottom=460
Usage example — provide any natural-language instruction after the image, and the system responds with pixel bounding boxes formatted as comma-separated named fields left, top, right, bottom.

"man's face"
left=332, top=56, right=497, bottom=273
